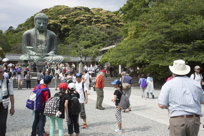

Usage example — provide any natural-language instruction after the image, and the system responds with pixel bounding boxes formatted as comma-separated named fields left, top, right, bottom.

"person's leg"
left=29, top=80, right=31, bottom=89
left=80, top=103, right=87, bottom=128
left=56, top=117, right=64, bottom=136
left=98, top=89, right=104, bottom=109
left=115, top=108, right=122, bottom=130
left=49, top=116, right=56, bottom=136
left=125, top=89, right=131, bottom=111
left=146, top=92, right=149, bottom=98
left=96, top=88, right=99, bottom=108
left=0, top=108, right=8, bottom=136
left=37, top=112, right=46, bottom=136
left=169, top=118, right=186, bottom=136
left=186, top=117, right=200, bottom=136
left=73, top=114, right=80, bottom=134
left=26, top=80, right=28, bottom=89
left=31, top=111, right=40, bottom=136
left=68, top=114, right=74, bottom=135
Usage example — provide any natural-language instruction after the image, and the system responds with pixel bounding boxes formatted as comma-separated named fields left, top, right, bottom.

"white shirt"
left=84, top=73, right=90, bottom=85
left=0, top=79, right=2, bottom=102
left=75, top=81, right=87, bottom=103
left=190, top=73, right=203, bottom=83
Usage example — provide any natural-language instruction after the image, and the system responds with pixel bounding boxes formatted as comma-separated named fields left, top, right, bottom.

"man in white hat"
left=158, top=60, right=204, bottom=136
left=190, top=65, right=203, bottom=84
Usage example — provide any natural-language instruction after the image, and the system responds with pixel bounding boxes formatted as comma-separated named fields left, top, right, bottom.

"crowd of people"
left=1, top=59, right=204, bottom=136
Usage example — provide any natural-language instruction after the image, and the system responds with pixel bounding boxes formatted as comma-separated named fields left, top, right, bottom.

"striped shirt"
left=158, top=76, right=204, bottom=117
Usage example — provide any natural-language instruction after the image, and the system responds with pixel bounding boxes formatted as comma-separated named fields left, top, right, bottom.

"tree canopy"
left=101, top=0, right=204, bottom=81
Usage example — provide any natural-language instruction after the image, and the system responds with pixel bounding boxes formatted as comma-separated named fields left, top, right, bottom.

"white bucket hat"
left=169, top=60, right=191, bottom=75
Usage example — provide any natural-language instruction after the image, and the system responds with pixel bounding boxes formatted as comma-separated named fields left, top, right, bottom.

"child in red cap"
left=49, top=82, right=69, bottom=136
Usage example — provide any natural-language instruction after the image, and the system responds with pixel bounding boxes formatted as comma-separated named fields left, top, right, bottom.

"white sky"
left=0, top=0, right=127, bottom=31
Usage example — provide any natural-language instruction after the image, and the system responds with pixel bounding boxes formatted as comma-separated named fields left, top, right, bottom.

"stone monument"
left=20, top=13, right=64, bottom=64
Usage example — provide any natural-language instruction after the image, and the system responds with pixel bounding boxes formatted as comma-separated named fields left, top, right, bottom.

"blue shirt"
left=122, top=75, right=133, bottom=84
left=158, top=76, right=204, bottom=117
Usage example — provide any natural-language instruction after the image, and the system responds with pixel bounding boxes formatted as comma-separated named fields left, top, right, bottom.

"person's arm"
left=10, top=95, right=15, bottom=115
left=112, top=95, right=117, bottom=102
left=158, top=83, right=170, bottom=109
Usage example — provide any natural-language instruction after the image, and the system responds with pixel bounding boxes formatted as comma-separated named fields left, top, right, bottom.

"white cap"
left=68, top=83, right=75, bottom=90
left=194, top=65, right=201, bottom=70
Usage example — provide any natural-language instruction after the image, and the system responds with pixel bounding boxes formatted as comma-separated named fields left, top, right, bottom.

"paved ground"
left=6, top=87, right=204, bottom=136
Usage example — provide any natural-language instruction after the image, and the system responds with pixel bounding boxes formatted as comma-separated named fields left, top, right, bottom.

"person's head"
left=101, top=69, right=106, bottom=76
left=68, top=83, right=76, bottom=92
left=0, top=65, right=3, bottom=79
left=58, top=82, right=68, bottom=92
left=194, top=65, right=201, bottom=73
left=34, top=13, right=48, bottom=32
left=169, top=60, right=190, bottom=76
left=75, top=73, right=82, bottom=83
left=43, top=75, right=53, bottom=85
left=121, top=71, right=126, bottom=76
left=111, top=79, right=122, bottom=89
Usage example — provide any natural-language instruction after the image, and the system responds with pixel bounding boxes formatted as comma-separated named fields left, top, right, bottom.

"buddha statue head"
left=34, top=13, right=48, bottom=32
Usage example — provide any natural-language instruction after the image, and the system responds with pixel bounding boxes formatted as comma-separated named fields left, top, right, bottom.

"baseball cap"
left=58, top=83, right=68, bottom=91
left=111, top=79, right=121, bottom=85
left=43, top=75, right=53, bottom=84
left=101, top=69, right=106, bottom=73
left=68, top=83, right=76, bottom=90
left=194, top=65, right=201, bottom=70
left=75, top=73, right=82, bottom=78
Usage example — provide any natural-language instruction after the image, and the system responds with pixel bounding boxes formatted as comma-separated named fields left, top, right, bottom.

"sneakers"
left=115, top=129, right=123, bottom=133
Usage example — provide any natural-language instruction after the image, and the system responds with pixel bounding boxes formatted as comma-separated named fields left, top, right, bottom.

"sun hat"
left=68, top=83, right=76, bottom=90
left=169, top=60, right=191, bottom=75
left=75, top=73, right=82, bottom=78
left=194, top=65, right=201, bottom=70
left=111, top=79, right=121, bottom=85
left=58, top=82, right=68, bottom=91
left=43, top=75, right=53, bottom=84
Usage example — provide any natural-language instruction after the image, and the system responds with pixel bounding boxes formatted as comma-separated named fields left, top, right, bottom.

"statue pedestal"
left=79, top=62, right=83, bottom=73
left=36, top=61, right=45, bottom=72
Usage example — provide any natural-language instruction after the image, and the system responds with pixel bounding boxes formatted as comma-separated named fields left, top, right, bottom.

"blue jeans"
left=31, top=111, right=46, bottom=136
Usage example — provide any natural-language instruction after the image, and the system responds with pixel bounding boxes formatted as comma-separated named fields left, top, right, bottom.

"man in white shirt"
left=190, top=65, right=203, bottom=84
left=75, top=73, right=88, bottom=129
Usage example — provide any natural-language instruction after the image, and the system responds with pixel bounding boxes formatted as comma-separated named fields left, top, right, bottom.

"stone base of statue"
left=20, top=54, right=64, bottom=64
left=79, top=62, right=83, bottom=73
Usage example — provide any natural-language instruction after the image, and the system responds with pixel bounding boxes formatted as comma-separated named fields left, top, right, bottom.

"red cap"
left=101, top=69, right=106, bottom=73
left=58, top=83, right=68, bottom=91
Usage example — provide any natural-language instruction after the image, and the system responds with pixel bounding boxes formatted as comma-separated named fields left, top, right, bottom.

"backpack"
left=140, top=78, right=147, bottom=88
left=44, top=96, right=60, bottom=117
left=118, top=92, right=130, bottom=110
left=122, top=83, right=131, bottom=91
left=26, top=85, right=49, bottom=111
left=69, top=93, right=81, bottom=115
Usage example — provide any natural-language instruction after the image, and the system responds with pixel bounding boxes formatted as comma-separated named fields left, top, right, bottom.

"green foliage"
left=0, top=32, right=11, bottom=53
left=102, top=0, right=204, bottom=82
left=4, top=5, right=123, bottom=57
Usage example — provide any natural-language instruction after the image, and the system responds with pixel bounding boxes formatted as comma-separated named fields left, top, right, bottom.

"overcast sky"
left=0, top=0, right=127, bottom=31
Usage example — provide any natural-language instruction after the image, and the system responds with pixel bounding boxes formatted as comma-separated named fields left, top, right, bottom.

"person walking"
left=95, top=69, right=106, bottom=110
left=146, top=73, right=154, bottom=99
left=49, top=82, right=68, bottom=136
left=111, top=79, right=124, bottom=133
left=31, top=75, right=53, bottom=136
left=0, top=65, right=15, bottom=136
left=66, top=83, right=80, bottom=136
left=75, top=73, right=88, bottom=129
left=120, top=71, right=133, bottom=112
left=158, top=60, right=204, bottom=136
left=139, top=74, right=147, bottom=98
left=37, top=70, right=43, bottom=84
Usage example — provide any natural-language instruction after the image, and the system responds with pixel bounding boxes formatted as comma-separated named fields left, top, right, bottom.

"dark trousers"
left=31, top=111, right=46, bottom=136
left=68, top=114, right=79, bottom=134
left=26, top=80, right=31, bottom=89
left=37, top=80, right=40, bottom=84
left=0, top=105, right=8, bottom=136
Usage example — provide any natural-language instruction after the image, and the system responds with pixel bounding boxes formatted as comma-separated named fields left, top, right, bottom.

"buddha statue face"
left=35, top=18, right=48, bottom=31
left=34, top=13, right=48, bottom=32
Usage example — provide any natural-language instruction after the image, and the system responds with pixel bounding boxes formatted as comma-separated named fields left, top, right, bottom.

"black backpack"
left=69, top=93, right=81, bottom=115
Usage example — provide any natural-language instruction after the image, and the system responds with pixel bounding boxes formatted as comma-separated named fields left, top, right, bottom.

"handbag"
left=118, top=91, right=130, bottom=110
